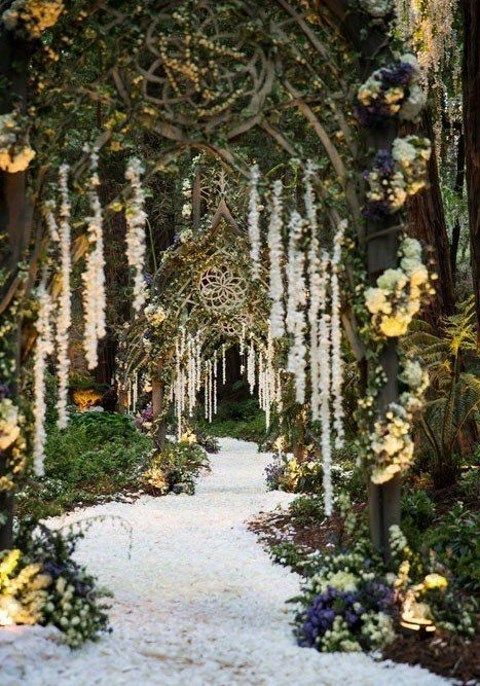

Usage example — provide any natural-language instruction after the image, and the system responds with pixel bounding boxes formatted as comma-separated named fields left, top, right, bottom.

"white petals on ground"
left=2, top=439, right=449, bottom=686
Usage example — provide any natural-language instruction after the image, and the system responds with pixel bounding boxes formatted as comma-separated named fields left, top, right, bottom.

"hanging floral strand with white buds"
left=248, top=163, right=262, bottom=279
left=82, top=147, right=106, bottom=369
left=286, top=211, right=307, bottom=404
left=331, top=220, right=347, bottom=449
left=305, top=162, right=321, bottom=420
left=318, top=252, right=333, bottom=515
left=33, top=281, right=54, bottom=476
left=268, top=180, right=285, bottom=338
left=125, top=157, right=148, bottom=313
left=55, top=164, right=72, bottom=429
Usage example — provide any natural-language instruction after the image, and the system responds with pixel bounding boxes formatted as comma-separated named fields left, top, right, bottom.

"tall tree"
left=0, top=28, right=31, bottom=549
left=462, top=0, right=480, bottom=342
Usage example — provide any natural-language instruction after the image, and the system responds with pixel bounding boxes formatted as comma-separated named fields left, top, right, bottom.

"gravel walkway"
left=1, top=438, right=449, bottom=685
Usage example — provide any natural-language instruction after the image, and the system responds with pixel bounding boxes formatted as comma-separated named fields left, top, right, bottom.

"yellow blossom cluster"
left=370, top=403, right=414, bottom=484
left=365, top=237, right=435, bottom=338
left=0, top=549, right=51, bottom=626
left=2, top=0, right=63, bottom=37
left=144, top=304, right=167, bottom=327
left=0, top=111, right=35, bottom=173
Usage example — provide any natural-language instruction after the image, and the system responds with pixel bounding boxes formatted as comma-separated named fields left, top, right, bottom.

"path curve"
left=2, top=439, right=449, bottom=685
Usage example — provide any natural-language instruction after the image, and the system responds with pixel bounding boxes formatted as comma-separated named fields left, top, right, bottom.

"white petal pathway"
left=1, top=438, right=449, bottom=685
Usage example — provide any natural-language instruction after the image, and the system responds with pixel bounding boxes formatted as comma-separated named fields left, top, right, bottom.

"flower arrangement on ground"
left=1, top=520, right=110, bottom=647
left=142, top=435, right=209, bottom=495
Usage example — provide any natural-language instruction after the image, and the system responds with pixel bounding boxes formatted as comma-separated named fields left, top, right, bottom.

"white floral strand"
left=125, top=157, right=148, bottom=313
left=82, top=147, right=106, bottom=369
left=268, top=180, right=285, bottom=338
left=304, top=161, right=322, bottom=419
left=33, top=282, right=54, bottom=476
left=318, top=252, right=333, bottom=515
left=248, top=163, right=262, bottom=279
left=55, top=164, right=72, bottom=429
left=331, top=220, right=347, bottom=449
left=247, top=340, right=256, bottom=394
left=286, top=211, right=307, bottom=404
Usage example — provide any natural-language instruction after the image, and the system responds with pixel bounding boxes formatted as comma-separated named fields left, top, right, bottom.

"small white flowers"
left=82, top=148, right=106, bottom=369
left=55, top=164, right=72, bottom=429
left=268, top=180, right=285, bottom=338
left=33, top=282, right=54, bottom=476
left=125, top=157, right=148, bottom=313
left=286, top=211, right=307, bottom=404
left=248, top=164, right=262, bottom=279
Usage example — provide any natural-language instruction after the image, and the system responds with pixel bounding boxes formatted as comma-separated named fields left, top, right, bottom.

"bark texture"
left=462, top=0, right=480, bottom=341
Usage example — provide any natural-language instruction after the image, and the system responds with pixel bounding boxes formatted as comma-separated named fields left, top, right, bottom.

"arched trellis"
left=0, top=0, right=435, bottom=559
left=118, top=198, right=272, bottom=446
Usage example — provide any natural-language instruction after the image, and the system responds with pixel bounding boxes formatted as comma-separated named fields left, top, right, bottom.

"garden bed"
left=249, top=504, right=480, bottom=685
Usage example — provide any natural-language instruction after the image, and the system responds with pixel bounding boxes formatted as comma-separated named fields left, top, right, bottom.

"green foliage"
left=193, top=427, right=220, bottom=454
left=401, top=490, right=436, bottom=546
left=288, top=495, right=325, bottom=525
left=18, top=412, right=153, bottom=518
left=269, top=542, right=305, bottom=572
left=198, top=396, right=266, bottom=443
left=405, top=299, right=480, bottom=487
left=142, top=440, right=209, bottom=496
left=425, top=503, right=480, bottom=594
left=458, top=467, right=480, bottom=503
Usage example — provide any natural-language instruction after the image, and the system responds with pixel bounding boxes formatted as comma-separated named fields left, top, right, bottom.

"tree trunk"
left=152, top=367, right=167, bottom=450
left=406, top=113, right=456, bottom=326
left=462, top=0, right=480, bottom=342
left=0, top=31, right=30, bottom=551
left=450, top=133, right=465, bottom=280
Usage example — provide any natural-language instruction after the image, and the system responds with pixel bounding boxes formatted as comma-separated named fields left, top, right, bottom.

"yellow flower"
left=180, top=429, right=196, bottom=445
left=379, top=315, right=409, bottom=338
left=424, top=573, right=448, bottom=590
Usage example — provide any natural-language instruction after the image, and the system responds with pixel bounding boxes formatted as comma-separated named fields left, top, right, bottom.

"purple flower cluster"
left=362, top=149, right=396, bottom=220
left=0, top=383, right=11, bottom=400
left=135, top=403, right=154, bottom=431
left=355, top=60, right=415, bottom=127
left=297, top=580, right=395, bottom=649
left=265, top=460, right=284, bottom=490
left=297, top=587, right=363, bottom=647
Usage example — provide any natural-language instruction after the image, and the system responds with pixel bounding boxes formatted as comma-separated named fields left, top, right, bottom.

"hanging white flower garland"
left=318, top=252, right=333, bottom=515
left=55, top=164, right=72, bottom=429
left=331, top=220, right=347, bottom=449
left=33, top=282, right=54, bottom=476
left=248, top=163, right=262, bottom=279
left=125, top=157, right=148, bottom=313
left=82, top=147, right=106, bottom=370
left=268, top=180, right=285, bottom=338
left=286, top=211, right=307, bottom=404
left=305, top=162, right=322, bottom=421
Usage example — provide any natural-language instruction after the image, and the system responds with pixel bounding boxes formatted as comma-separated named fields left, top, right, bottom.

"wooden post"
left=0, top=30, right=30, bottom=551
left=151, top=364, right=167, bottom=450
left=358, top=28, right=403, bottom=560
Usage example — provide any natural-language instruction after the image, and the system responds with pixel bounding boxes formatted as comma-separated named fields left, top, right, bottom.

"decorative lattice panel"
left=198, top=263, right=247, bottom=314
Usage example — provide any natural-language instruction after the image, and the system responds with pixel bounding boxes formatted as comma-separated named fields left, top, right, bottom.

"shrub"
left=142, top=439, right=209, bottom=495
left=4, top=519, right=111, bottom=647
left=17, top=412, right=153, bottom=518
left=288, top=495, right=325, bottom=525
left=425, top=503, right=480, bottom=594
left=401, top=489, right=436, bottom=545
left=293, top=541, right=396, bottom=652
